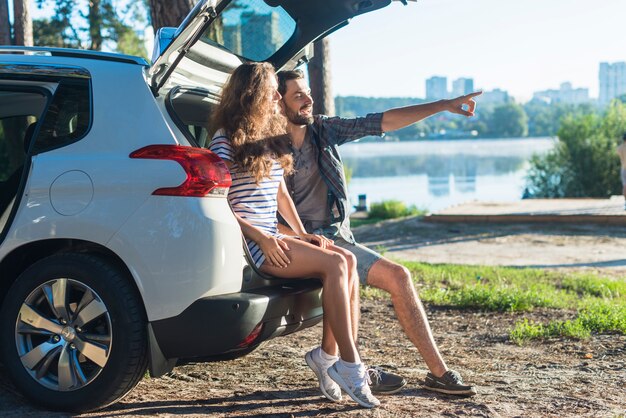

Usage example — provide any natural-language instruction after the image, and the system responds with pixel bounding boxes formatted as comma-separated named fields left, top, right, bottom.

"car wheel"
left=0, top=253, right=148, bottom=412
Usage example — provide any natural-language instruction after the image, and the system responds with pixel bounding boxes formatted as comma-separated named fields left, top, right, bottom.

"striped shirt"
left=209, top=129, right=283, bottom=268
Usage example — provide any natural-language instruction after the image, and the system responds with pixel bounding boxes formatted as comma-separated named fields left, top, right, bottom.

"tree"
left=489, top=102, right=528, bottom=137
left=88, top=0, right=103, bottom=50
left=33, top=18, right=80, bottom=48
left=148, top=0, right=194, bottom=32
left=0, top=0, right=10, bottom=45
left=33, top=0, right=148, bottom=58
left=526, top=101, right=626, bottom=198
left=308, top=38, right=335, bottom=116
left=13, top=0, right=33, bottom=46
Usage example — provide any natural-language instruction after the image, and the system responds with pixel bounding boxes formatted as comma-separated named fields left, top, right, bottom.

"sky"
left=19, top=0, right=626, bottom=101
left=326, top=0, right=626, bottom=101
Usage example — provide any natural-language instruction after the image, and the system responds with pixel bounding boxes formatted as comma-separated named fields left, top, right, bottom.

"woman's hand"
left=300, top=233, right=333, bottom=249
left=259, top=235, right=291, bottom=268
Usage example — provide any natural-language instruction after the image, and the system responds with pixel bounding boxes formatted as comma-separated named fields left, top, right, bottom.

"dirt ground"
left=1, top=219, right=625, bottom=418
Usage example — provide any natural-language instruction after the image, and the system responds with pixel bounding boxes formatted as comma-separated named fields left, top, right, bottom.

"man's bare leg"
left=366, top=257, right=447, bottom=377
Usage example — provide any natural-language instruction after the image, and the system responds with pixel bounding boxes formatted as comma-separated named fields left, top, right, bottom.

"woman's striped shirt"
left=209, top=129, right=283, bottom=268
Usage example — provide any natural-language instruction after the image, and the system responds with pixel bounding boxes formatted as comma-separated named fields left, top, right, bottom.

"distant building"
left=240, top=11, right=282, bottom=60
left=452, top=78, right=474, bottom=96
left=599, top=61, right=626, bottom=105
left=426, top=76, right=448, bottom=99
left=532, top=82, right=589, bottom=104
left=480, top=88, right=509, bottom=104
left=223, top=23, right=242, bottom=55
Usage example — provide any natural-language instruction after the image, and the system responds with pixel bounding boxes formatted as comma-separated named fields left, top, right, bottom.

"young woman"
left=208, top=63, right=379, bottom=409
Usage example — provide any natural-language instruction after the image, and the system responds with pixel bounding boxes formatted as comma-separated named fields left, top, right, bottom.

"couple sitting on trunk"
left=208, top=62, right=480, bottom=408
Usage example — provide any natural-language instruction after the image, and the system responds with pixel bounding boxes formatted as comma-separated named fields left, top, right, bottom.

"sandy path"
left=354, top=218, right=626, bottom=276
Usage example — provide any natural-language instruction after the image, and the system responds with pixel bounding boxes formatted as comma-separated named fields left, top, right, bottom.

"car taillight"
left=236, top=323, right=264, bottom=348
left=130, top=145, right=231, bottom=197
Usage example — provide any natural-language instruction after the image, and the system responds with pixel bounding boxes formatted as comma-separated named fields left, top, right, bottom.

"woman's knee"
left=321, top=253, right=349, bottom=282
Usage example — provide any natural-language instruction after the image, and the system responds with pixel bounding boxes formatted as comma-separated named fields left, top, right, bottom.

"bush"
left=368, top=200, right=424, bottom=220
left=526, top=101, right=626, bottom=197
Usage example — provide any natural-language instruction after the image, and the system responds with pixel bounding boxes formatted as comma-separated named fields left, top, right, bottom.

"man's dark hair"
left=277, top=69, right=305, bottom=96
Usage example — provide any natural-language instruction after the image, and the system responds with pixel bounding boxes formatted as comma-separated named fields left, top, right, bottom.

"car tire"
left=0, top=253, right=148, bottom=412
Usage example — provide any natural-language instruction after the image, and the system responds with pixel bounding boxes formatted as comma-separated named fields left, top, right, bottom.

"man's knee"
left=344, top=250, right=357, bottom=273
left=368, top=261, right=413, bottom=294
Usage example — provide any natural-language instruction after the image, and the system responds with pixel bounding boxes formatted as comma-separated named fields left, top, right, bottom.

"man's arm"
left=381, top=91, right=482, bottom=133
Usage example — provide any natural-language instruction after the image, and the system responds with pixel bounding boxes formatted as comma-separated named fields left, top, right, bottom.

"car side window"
left=32, top=78, right=91, bottom=154
left=0, top=88, right=48, bottom=232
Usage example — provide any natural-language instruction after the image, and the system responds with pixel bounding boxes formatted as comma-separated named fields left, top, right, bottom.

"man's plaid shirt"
left=289, top=112, right=384, bottom=243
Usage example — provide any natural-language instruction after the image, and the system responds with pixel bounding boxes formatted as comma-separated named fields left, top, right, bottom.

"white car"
left=0, top=0, right=411, bottom=412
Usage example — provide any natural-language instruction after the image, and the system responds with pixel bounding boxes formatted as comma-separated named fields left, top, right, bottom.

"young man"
left=277, top=69, right=480, bottom=397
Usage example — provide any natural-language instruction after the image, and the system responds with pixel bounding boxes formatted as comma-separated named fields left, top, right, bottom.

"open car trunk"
left=148, top=0, right=414, bottom=96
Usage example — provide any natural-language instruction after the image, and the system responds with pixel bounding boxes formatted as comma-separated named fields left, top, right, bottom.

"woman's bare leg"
left=261, top=237, right=360, bottom=363
left=319, top=245, right=360, bottom=357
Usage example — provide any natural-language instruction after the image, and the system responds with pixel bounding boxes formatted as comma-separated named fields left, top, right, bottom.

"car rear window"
left=202, top=0, right=296, bottom=62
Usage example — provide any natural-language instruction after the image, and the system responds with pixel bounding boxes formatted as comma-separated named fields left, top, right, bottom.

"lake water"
left=341, top=137, right=555, bottom=212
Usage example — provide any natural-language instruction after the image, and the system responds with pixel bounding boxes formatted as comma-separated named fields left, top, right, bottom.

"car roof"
left=0, top=46, right=148, bottom=67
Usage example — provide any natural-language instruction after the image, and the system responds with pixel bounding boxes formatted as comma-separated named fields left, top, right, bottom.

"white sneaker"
left=328, top=361, right=380, bottom=408
left=304, top=348, right=342, bottom=402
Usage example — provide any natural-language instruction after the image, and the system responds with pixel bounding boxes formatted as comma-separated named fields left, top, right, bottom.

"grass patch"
left=368, top=200, right=426, bottom=220
left=510, top=301, right=626, bottom=344
left=351, top=200, right=426, bottom=227
left=560, top=275, right=625, bottom=298
left=361, top=261, right=626, bottom=343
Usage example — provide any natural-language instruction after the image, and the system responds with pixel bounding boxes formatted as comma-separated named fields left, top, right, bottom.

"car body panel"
left=108, top=196, right=243, bottom=321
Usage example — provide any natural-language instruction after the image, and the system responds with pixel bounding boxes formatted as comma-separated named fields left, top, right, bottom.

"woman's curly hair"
left=211, top=62, right=292, bottom=183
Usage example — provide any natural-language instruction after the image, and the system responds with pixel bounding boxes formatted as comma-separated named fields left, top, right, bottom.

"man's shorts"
left=332, top=237, right=383, bottom=285
left=621, top=168, right=626, bottom=186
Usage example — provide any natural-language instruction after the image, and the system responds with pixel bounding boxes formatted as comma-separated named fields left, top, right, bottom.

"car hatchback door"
left=147, top=0, right=413, bottom=96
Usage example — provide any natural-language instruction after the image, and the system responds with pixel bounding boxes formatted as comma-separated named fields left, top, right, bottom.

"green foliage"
left=33, top=18, right=81, bottom=48
left=489, top=102, right=528, bottom=137
left=422, top=285, right=559, bottom=312
left=510, top=301, right=626, bottom=344
left=524, top=100, right=598, bottom=137
left=367, top=200, right=425, bottom=220
left=33, top=0, right=148, bottom=58
left=360, top=261, right=625, bottom=344
left=335, top=96, right=609, bottom=140
left=526, top=101, right=626, bottom=197
left=560, top=275, right=625, bottom=298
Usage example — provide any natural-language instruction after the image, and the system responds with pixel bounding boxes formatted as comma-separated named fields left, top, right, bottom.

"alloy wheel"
left=14, top=278, right=112, bottom=391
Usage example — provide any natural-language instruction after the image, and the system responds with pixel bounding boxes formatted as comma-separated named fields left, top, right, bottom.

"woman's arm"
left=234, top=213, right=291, bottom=268
left=217, top=158, right=290, bottom=268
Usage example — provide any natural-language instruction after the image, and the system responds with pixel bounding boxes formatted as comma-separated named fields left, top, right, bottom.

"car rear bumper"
left=150, top=279, right=323, bottom=361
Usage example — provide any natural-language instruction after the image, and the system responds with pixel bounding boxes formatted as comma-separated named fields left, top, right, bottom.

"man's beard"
left=284, top=105, right=314, bottom=125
